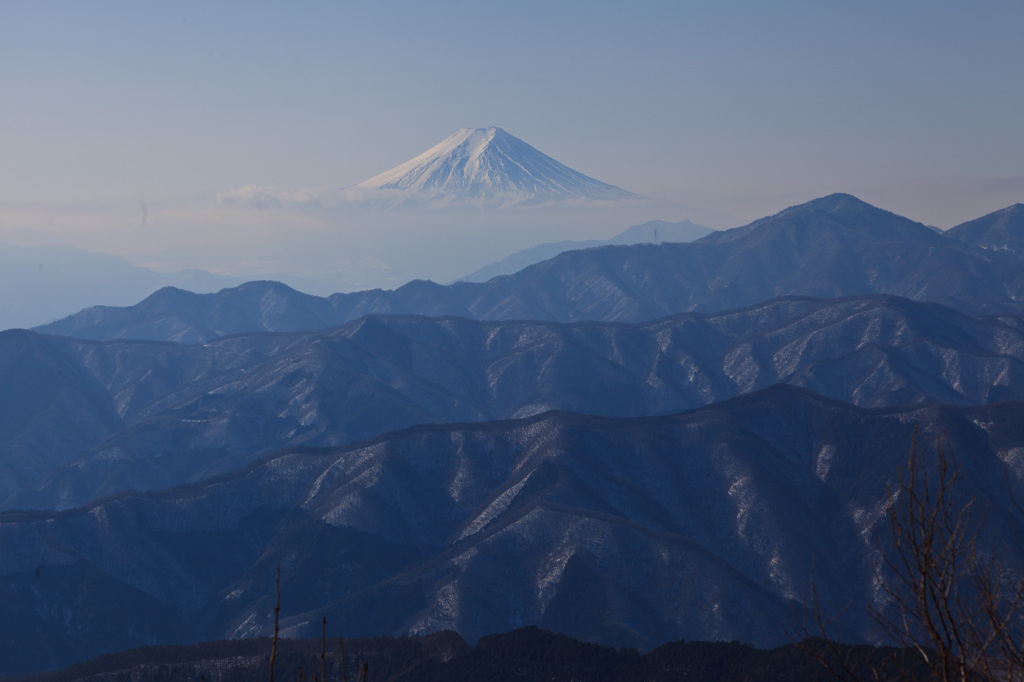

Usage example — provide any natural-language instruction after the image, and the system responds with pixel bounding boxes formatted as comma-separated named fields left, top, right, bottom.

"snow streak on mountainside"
left=354, top=127, right=639, bottom=207
left=3, top=387, right=1024, bottom=676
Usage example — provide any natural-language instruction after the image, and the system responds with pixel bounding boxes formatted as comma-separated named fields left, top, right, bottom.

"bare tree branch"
left=799, top=431, right=1024, bottom=682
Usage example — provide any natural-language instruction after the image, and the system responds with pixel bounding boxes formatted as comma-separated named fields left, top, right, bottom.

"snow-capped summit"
left=355, top=127, right=639, bottom=207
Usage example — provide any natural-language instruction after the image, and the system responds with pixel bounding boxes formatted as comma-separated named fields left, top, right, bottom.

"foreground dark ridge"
left=8, top=293, right=1024, bottom=511
left=35, top=194, right=1024, bottom=343
left=1, top=626, right=891, bottom=682
left=0, top=386, right=1021, bottom=676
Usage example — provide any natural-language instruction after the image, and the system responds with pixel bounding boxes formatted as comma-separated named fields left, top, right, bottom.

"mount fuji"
left=353, top=127, right=639, bottom=207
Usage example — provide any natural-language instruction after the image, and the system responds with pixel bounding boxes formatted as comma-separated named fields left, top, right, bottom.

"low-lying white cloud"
left=216, top=185, right=329, bottom=208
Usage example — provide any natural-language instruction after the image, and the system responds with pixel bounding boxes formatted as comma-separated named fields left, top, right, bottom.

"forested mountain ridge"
left=1, top=386, right=1021, bottom=676
left=7, top=294, right=1024, bottom=510
left=36, top=195, right=1024, bottom=343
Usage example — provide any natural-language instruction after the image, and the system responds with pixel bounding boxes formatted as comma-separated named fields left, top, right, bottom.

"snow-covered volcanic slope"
left=355, top=127, right=639, bottom=207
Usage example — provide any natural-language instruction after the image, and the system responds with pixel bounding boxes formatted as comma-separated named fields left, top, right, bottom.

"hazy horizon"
left=2, top=1, right=1021, bottom=291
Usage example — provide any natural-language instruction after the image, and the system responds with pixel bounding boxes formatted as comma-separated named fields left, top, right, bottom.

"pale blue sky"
left=1, top=1, right=1022, bottom=288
